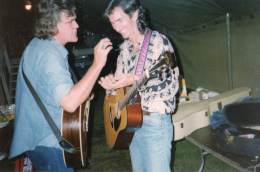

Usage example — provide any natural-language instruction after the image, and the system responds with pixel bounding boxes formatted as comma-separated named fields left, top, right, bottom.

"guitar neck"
left=118, top=75, right=147, bottom=110
left=117, top=51, right=172, bottom=110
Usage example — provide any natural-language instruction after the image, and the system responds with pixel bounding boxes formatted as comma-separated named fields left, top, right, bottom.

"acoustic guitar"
left=103, top=52, right=173, bottom=149
left=61, top=94, right=93, bottom=168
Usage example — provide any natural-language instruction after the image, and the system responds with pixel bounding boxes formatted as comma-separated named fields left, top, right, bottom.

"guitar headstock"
left=137, top=51, right=175, bottom=88
left=160, top=51, right=173, bottom=67
left=149, top=51, right=173, bottom=73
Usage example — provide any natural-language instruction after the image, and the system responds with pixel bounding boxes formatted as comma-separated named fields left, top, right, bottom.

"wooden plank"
left=0, top=74, right=11, bottom=104
left=0, top=79, right=7, bottom=105
left=3, top=43, right=11, bottom=75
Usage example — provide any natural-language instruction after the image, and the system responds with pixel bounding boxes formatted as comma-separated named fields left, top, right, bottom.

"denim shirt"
left=9, top=38, right=74, bottom=158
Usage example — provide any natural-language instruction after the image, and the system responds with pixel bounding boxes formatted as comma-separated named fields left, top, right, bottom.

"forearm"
left=61, top=63, right=103, bottom=112
left=60, top=37, right=112, bottom=112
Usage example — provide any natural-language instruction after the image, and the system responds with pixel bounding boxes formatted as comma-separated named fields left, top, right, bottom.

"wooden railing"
left=0, top=39, right=11, bottom=105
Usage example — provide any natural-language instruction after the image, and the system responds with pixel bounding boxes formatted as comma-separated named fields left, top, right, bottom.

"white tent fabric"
left=140, top=0, right=260, bottom=95
left=85, top=0, right=260, bottom=95
left=2, top=0, right=260, bottom=95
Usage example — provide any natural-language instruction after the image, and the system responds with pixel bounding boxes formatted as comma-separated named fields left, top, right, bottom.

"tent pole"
left=226, top=13, right=233, bottom=89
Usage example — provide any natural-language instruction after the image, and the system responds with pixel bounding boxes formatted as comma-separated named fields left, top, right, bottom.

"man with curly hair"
left=9, top=0, right=112, bottom=171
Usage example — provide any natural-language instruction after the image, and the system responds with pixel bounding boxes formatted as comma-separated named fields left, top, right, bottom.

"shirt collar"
left=50, top=37, right=69, bottom=59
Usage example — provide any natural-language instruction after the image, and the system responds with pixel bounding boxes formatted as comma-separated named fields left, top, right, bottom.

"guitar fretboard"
left=118, top=76, right=148, bottom=110
left=117, top=52, right=171, bottom=110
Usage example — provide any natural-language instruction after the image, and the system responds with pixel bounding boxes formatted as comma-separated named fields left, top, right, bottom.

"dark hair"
left=104, top=0, right=148, bottom=34
left=35, top=0, right=76, bottom=39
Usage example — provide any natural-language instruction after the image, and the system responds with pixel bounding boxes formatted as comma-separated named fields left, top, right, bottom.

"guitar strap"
left=135, top=29, right=152, bottom=76
left=22, top=60, right=77, bottom=154
left=129, top=29, right=152, bottom=103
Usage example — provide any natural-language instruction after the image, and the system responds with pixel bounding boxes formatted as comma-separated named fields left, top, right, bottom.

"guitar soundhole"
left=180, top=123, right=184, bottom=128
left=205, top=112, right=208, bottom=117
left=109, top=107, right=121, bottom=131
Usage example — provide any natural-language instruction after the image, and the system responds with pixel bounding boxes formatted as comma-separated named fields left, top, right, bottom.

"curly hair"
left=104, top=0, right=148, bottom=34
left=34, top=0, right=76, bottom=39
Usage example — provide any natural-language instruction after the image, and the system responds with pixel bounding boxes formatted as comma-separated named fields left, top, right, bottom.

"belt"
left=142, top=111, right=151, bottom=116
left=142, top=111, right=172, bottom=116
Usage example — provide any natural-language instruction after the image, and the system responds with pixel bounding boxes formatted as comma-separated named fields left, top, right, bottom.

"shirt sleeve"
left=39, top=52, right=73, bottom=106
left=139, top=31, right=180, bottom=113
left=115, top=44, right=127, bottom=77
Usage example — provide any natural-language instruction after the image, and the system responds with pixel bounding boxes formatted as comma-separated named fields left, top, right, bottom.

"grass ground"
left=0, top=86, right=240, bottom=172
left=174, top=140, right=238, bottom=172
left=78, top=87, right=239, bottom=172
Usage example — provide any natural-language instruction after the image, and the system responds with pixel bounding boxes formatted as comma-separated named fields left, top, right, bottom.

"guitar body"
left=61, top=97, right=92, bottom=168
left=103, top=52, right=173, bottom=149
left=103, top=88, right=143, bottom=149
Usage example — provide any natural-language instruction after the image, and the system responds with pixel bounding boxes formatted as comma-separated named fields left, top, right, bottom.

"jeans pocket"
left=143, top=116, right=162, bottom=128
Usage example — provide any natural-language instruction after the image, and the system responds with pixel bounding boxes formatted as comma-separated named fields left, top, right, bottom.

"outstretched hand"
left=98, top=73, right=140, bottom=90
left=93, top=38, right=113, bottom=69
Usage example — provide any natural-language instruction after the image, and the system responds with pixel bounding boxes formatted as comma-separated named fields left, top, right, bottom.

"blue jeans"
left=129, top=113, right=173, bottom=172
left=26, top=146, right=74, bottom=172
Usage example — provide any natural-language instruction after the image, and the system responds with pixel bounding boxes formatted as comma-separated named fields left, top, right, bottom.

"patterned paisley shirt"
left=115, top=30, right=179, bottom=114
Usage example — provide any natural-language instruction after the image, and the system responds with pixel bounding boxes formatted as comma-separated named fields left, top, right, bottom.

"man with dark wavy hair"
left=99, top=0, right=179, bottom=171
left=9, top=0, right=112, bottom=171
